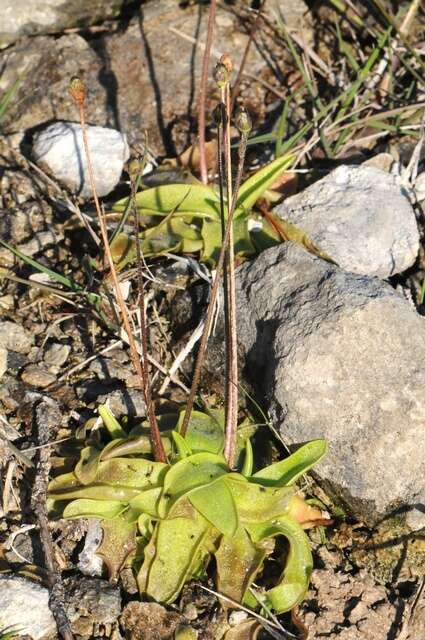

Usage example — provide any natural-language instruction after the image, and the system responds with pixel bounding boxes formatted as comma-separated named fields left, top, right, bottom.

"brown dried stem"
left=231, top=0, right=266, bottom=114
left=70, top=78, right=166, bottom=463
left=32, top=398, right=74, bottom=640
left=221, top=81, right=239, bottom=468
left=130, top=166, right=166, bottom=462
left=198, top=0, right=217, bottom=185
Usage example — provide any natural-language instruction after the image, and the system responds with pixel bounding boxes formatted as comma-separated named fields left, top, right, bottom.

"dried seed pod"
left=219, top=53, right=233, bottom=74
left=235, top=107, right=252, bottom=135
left=69, top=76, right=86, bottom=106
left=213, top=62, right=229, bottom=89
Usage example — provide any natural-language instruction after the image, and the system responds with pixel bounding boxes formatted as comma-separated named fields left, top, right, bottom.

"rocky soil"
left=1, top=1, right=425, bottom=639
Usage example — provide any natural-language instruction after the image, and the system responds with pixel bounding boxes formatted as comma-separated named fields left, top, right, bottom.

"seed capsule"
left=235, top=107, right=252, bottom=135
left=69, top=76, right=86, bottom=106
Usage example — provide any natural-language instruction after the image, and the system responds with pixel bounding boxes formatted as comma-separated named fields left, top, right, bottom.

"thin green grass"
left=244, top=0, right=424, bottom=163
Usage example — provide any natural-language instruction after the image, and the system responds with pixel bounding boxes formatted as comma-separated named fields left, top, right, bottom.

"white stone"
left=274, top=165, right=419, bottom=278
left=0, top=321, right=33, bottom=354
left=33, top=122, right=129, bottom=198
left=0, top=575, right=57, bottom=639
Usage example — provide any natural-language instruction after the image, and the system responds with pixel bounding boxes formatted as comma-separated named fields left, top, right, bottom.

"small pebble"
left=44, top=342, right=71, bottom=368
left=228, top=611, right=249, bottom=627
left=21, top=364, right=56, bottom=388
left=0, top=575, right=56, bottom=639
left=0, top=347, right=7, bottom=380
left=0, top=321, right=33, bottom=354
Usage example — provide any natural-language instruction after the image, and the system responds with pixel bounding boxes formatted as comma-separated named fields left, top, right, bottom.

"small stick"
left=221, top=64, right=239, bottom=467
left=69, top=78, right=166, bottom=463
left=230, top=0, right=266, bottom=114
left=32, top=398, right=74, bottom=640
left=214, top=78, right=231, bottom=446
left=129, top=161, right=164, bottom=461
left=198, top=0, right=217, bottom=185
left=223, top=107, right=251, bottom=467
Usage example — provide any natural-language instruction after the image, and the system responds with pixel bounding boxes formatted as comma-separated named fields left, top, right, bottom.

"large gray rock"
left=33, top=122, right=129, bottom=198
left=235, top=242, right=425, bottom=528
left=0, top=575, right=57, bottom=639
left=274, top=165, right=419, bottom=278
left=0, top=1, right=267, bottom=152
left=0, top=0, right=131, bottom=48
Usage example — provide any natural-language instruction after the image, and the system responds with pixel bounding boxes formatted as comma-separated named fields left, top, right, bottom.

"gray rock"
left=1, top=2, right=267, bottom=152
left=235, top=242, right=425, bottom=527
left=363, top=152, right=395, bottom=173
left=78, top=519, right=103, bottom=577
left=415, top=171, right=425, bottom=203
left=44, top=342, right=71, bottom=368
left=33, top=122, right=129, bottom=198
left=0, top=347, right=7, bottom=380
left=273, top=0, right=313, bottom=41
left=0, top=575, right=57, bottom=639
left=64, top=576, right=121, bottom=630
left=21, top=364, right=56, bottom=388
left=274, top=165, right=419, bottom=278
left=18, top=229, right=64, bottom=257
left=96, top=388, right=146, bottom=418
left=0, top=320, right=33, bottom=353
left=0, top=0, right=131, bottom=47
left=89, top=356, right=138, bottom=387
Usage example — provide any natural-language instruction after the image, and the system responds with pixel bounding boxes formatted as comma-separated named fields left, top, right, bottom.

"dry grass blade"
left=198, top=0, right=217, bottom=184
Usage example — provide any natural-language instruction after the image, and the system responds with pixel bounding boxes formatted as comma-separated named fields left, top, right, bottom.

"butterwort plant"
left=48, top=57, right=329, bottom=618
left=49, top=406, right=327, bottom=613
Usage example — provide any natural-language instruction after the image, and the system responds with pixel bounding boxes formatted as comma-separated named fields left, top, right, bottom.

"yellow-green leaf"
left=189, top=477, right=238, bottom=536
left=247, top=516, right=313, bottom=613
left=236, top=155, right=294, bottom=213
left=252, top=440, right=327, bottom=486
left=161, top=452, right=228, bottom=515
left=139, top=501, right=212, bottom=603
left=98, top=516, right=137, bottom=580
left=177, top=409, right=224, bottom=454
left=226, top=474, right=295, bottom=524
left=98, top=405, right=127, bottom=439
left=113, top=184, right=220, bottom=220
left=63, top=498, right=126, bottom=519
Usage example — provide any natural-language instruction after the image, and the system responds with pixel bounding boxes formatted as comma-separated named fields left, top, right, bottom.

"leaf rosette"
left=48, top=405, right=327, bottom=613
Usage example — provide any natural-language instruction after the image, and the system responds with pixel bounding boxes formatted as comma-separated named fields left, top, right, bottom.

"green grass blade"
left=0, top=239, right=81, bottom=291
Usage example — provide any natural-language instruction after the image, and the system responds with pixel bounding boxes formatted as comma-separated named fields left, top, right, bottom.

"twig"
left=231, top=0, right=266, bottom=114
left=31, top=398, right=74, bottom=640
left=223, top=107, right=250, bottom=467
left=221, top=64, right=239, bottom=468
left=69, top=77, right=166, bottom=463
left=197, top=583, right=293, bottom=637
left=129, top=163, right=165, bottom=460
left=198, top=0, right=217, bottom=184
left=159, top=317, right=205, bottom=395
